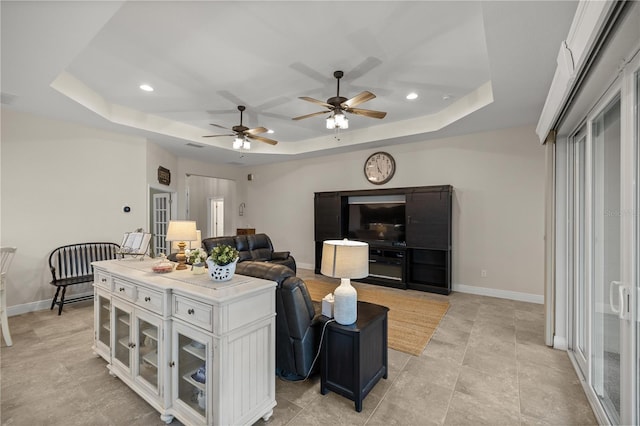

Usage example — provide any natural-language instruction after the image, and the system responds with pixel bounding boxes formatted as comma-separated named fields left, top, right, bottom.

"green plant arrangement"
left=207, top=244, right=239, bottom=266
left=185, top=248, right=208, bottom=266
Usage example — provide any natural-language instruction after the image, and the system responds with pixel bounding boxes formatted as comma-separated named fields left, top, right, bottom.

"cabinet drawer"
left=136, top=286, right=164, bottom=314
left=173, top=295, right=213, bottom=332
left=94, top=271, right=112, bottom=291
left=113, top=278, right=136, bottom=301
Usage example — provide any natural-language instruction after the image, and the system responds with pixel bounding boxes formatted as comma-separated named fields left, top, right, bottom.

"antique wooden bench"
left=49, top=242, right=120, bottom=315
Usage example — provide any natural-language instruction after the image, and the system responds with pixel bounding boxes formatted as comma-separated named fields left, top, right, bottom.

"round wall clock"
left=364, top=151, right=396, bottom=185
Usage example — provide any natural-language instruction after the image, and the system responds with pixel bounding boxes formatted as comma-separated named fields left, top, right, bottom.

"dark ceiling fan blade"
left=299, top=97, right=333, bottom=108
left=348, top=108, right=387, bottom=119
left=247, top=134, right=278, bottom=146
left=292, top=110, right=330, bottom=121
left=342, top=91, right=376, bottom=108
left=244, top=126, right=268, bottom=135
left=209, top=123, right=231, bottom=131
left=202, top=133, right=235, bottom=138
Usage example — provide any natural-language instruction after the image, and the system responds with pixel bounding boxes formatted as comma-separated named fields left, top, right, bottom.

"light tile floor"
left=0, top=270, right=596, bottom=425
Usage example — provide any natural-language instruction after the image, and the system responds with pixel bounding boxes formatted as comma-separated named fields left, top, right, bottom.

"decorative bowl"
left=152, top=262, right=175, bottom=273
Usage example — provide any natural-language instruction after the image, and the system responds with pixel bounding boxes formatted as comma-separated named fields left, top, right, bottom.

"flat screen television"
left=347, top=202, right=406, bottom=245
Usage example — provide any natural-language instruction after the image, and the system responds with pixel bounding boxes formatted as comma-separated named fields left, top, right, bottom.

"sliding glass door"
left=634, top=63, right=640, bottom=426
left=569, top=125, right=588, bottom=375
left=592, top=95, right=622, bottom=424
left=564, top=52, right=640, bottom=425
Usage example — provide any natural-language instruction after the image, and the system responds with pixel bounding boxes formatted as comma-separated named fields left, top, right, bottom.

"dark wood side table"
left=320, top=301, right=389, bottom=412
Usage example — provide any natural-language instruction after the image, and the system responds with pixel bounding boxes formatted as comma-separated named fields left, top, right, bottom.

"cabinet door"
left=94, top=289, right=111, bottom=361
left=172, top=321, right=213, bottom=424
left=112, top=298, right=134, bottom=375
left=314, top=192, right=343, bottom=241
left=134, top=309, right=162, bottom=397
left=406, top=190, right=451, bottom=249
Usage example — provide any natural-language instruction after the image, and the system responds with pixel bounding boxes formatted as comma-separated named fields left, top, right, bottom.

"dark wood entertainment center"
left=314, top=185, right=452, bottom=295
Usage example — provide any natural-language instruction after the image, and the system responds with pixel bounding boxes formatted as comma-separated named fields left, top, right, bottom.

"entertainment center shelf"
left=314, top=185, right=452, bottom=295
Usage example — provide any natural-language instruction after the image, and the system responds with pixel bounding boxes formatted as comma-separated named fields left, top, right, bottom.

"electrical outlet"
left=481, top=270, right=487, bottom=278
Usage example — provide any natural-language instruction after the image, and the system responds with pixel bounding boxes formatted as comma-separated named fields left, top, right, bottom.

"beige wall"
left=1, top=108, right=545, bottom=310
left=1, top=109, right=249, bottom=311
left=1, top=109, right=148, bottom=308
left=244, top=125, right=545, bottom=300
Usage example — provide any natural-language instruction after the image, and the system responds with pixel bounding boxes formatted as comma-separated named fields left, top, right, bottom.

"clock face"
left=364, top=152, right=396, bottom=185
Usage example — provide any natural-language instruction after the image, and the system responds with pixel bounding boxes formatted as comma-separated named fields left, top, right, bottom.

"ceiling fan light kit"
left=203, top=105, right=278, bottom=150
left=326, top=110, right=349, bottom=129
left=295, top=70, right=387, bottom=130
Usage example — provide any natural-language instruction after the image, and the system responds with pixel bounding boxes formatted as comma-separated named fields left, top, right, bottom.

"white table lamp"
left=321, top=239, right=369, bottom=325
left=166, top=220, right=198, bottom=270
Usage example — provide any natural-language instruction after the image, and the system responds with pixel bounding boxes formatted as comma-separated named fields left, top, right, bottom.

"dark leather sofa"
left=202, top=233, right=296, bottom=273
left=235, top=261, right=321, bottom=380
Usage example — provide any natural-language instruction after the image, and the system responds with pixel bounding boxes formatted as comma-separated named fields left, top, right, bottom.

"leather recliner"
left=202, top=233, right=296, bottom=273
left=235, top=261, right=321, bottom=380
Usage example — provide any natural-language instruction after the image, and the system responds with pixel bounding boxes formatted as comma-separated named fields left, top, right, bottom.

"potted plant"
left=185, top=248, right=208, bottom=274
left=206, top=245, right=240, bottom=281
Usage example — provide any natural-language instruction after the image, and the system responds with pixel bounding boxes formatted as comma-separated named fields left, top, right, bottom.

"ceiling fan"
left=293, top=70, right=387, bottom=129
left=203, top=105, right=277, bottom=149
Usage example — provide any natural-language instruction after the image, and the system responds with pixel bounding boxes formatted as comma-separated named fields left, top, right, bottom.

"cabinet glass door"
left=113, top=303, right=132, bottom=370
left=96, top=292, right=111, bottom=350
left=175, top=330, right=208, bottom=419
left=136, top=315, right=159, bottom=391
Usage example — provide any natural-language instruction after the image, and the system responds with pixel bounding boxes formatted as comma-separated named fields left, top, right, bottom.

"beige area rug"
left=304, top=279, right=449, bottom=356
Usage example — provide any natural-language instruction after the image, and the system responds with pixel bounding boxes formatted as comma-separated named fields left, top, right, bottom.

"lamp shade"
left=171, top=229, right=201, bottom=251
left=166, top=220, right=198, bottom=242
left=321, top=239, right=369, bottom=279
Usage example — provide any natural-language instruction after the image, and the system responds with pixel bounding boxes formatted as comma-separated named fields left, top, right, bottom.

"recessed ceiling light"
left=139, top=84, right=154, bottom=92
left=406, top=92, right=418, bottom=100
left=442, top=94, right=451, bottom=101
left=267, top=129, right=274, bottom=134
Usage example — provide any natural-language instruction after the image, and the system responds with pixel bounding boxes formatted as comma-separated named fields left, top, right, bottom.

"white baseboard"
left=453, top=283, right=544, bottom=304
left=7, top=291, right=93, bottom=317
left=297, top=262, right=315, bottom=271
left=8, top=282, right=542, bottom=316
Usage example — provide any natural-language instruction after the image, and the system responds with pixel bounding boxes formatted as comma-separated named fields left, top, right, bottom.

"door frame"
left=148, top=184, right=178, bottom=256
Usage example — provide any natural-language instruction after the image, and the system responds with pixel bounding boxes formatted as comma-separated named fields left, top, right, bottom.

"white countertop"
left=93, top=258, right=276, bottom=303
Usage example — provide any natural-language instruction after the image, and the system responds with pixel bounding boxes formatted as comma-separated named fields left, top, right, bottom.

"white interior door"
left=153, top=193, right=172, bottom=256
left=208, top=198, right=224, bottom=238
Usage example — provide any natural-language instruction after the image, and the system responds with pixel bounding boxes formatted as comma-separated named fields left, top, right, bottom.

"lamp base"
left=333, top=278, right=357, bottom=325
left=175, top=241, right=188, bottom=270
